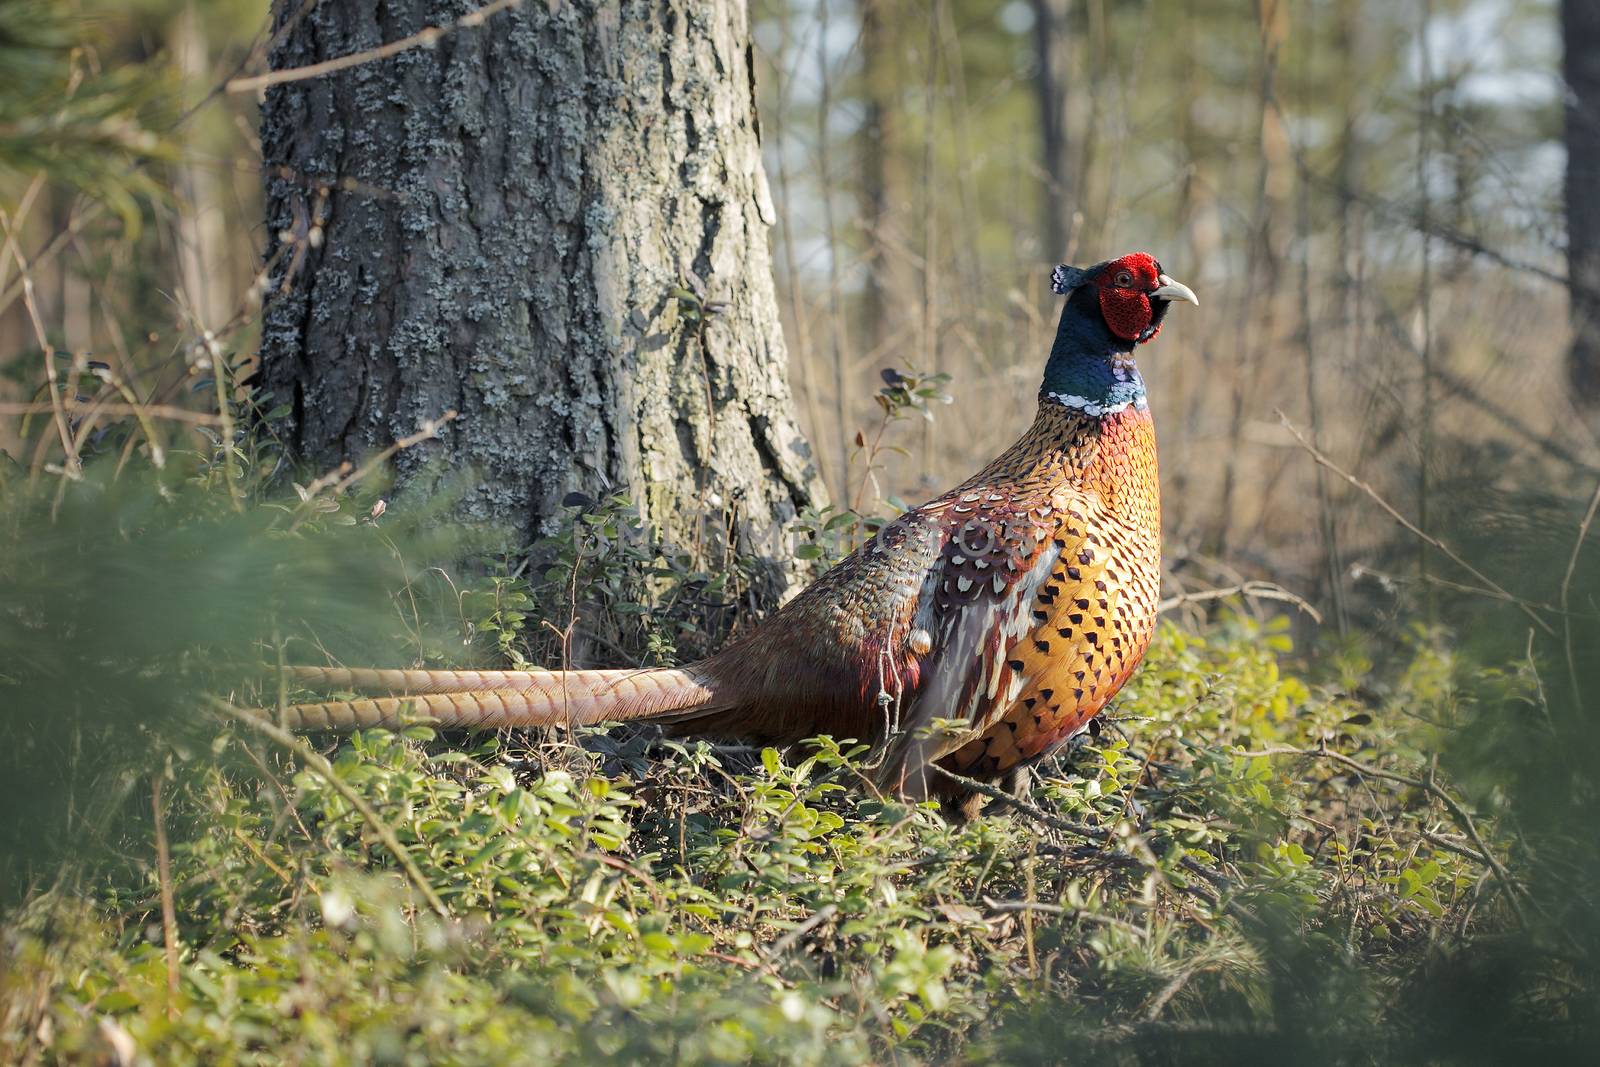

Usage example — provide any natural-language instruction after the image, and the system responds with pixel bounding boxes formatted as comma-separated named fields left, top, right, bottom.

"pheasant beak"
left=1151, top=274, right=1199, bottom=307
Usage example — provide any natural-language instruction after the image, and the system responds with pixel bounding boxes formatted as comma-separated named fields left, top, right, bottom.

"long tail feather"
left=286, top=665, right=576, bottom=695
left=273, top=667, right=715, bottom=731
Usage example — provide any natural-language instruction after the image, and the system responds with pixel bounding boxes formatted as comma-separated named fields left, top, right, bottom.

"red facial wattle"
left=1094, top=252, right=1174, bottom=344
left=1099, top=288, right=1156, bottom=343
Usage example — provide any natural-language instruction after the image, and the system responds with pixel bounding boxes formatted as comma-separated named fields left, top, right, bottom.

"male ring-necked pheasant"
left=278, top=253, right=1197, bottom=816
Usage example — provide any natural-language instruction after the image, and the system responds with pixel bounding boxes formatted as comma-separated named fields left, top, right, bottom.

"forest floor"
left=2, top=556, right=1529, bottom=1064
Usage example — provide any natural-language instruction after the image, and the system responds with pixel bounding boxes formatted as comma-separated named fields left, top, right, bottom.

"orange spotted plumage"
left=940, top=402, right=1162, bottom=783
left=274, top=253, right=1198, bottom=817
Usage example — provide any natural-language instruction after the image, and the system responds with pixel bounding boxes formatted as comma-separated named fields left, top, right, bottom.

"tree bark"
left=1564, top=0, right=1600, bottom=406
left=258, top=0, right=825, bottom=580
left=1030, top=0, right=1074, bottom=262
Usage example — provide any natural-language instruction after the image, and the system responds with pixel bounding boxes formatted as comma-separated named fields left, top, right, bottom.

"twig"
left=1277, top=411, right=1554, bottom=636
left=286, top=410, right=456, bottom=530
left=0, top=175, right=45, bottom=308
left=1143, top=965, right=1199, bottom=1021
left=932, top=765, right=1233, bottom=905
left=151, top=766, right=181, bottom=1018
left=1418, top=829, right=1497, bottom=869
left=1560, top=475, right=1600, bottom=707
left=764, top=903, right=838, bottom=960
left=206, top=696, right=449, bottom=919
left=0, top=401, right=223, bottom=424
left=582, top=851, right=665, bottom=908
left=1348, top=563, right=1589, bottom=619
left=1158, top=581, right=1323, bottom=624
left=0, top=199, right=100, bottom=320
left=329, top=411, right=458, bottom=496
left=86, top=368, right=170, bottom=468
left=927, top=763, right=1110, bottom=841
left=980, top=897, right=1147, bottom=938
left=227, top=0, right=526, bottom=95
left=704, top=950, right=764, bottom=971
left=197, top=328, right=243, bottom=511
left=1232, top=742, right=1527, bottom=926
left=0, top=217, right=79, bottom=480
left=234, top=733, right=317, bottom=844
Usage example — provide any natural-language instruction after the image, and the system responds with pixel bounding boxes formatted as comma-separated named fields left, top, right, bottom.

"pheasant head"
left=1041, top=252, right=1198, bottom=415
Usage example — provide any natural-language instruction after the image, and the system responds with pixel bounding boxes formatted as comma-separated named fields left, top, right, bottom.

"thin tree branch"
left=285, top=410, right=457, bottom=530
left=1290, top=147, right=1575, bottom=293
left=980, top=897, right=1148, bottom=938
left=1348, top=563, right=1592, bottom=619
left=1233, top=742, right=1527, bottom=927
left=1158, top=581, right=1323, bottom=624
left=763, top=903, right=838, bottom=961
left=0, top=401, right=222, bottom=424
left=0, top=214, right=79, bottom=481
left=227, top=0, right=527, bottom=95
left=927, top=763, right=1110, bottom=840
left=1561, top=475, right=1600, bottom=706
left=1278, top=411, right=1555, bottom=636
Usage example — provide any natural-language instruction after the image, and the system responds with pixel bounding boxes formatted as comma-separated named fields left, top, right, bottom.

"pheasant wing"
left=874, top=490, right=1066, bottom=793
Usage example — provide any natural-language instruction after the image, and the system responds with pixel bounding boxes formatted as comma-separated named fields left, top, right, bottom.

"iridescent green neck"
left=1040, top=285, right=1147, bottom=416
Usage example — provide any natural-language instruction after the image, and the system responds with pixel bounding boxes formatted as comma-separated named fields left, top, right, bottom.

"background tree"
left=1030, top=0, right=1075, bottom=262
left=1565, top=0, right=1600, bottom=405
left=256, top=0, right=825, bottom=578
left=857, top=0, right=913, bottom=359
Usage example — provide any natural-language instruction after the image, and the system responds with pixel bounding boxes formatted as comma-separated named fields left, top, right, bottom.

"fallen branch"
left=1158, top=581, right=1323, bottom=624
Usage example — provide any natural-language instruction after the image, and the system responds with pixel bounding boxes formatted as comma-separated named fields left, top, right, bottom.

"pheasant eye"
left=1115, top=271, right=1133, bottom=287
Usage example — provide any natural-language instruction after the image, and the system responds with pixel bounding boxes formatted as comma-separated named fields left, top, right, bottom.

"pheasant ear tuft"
left=1050, top=264, right=1089, bottom=295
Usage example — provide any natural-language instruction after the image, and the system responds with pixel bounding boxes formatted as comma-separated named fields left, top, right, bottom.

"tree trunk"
left=1030, top=0, right=1074, bottom=262
left=174, top=3, right=232, bottom=336
left=258, top=0, right=825, bottom=584
left=858, top=0, right=911, bottom=357
left=1564, top=0, right=1600, bottom=405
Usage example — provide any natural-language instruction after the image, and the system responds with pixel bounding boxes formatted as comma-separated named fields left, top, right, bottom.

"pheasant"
left=276, top=253, right=1197, bottom=816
